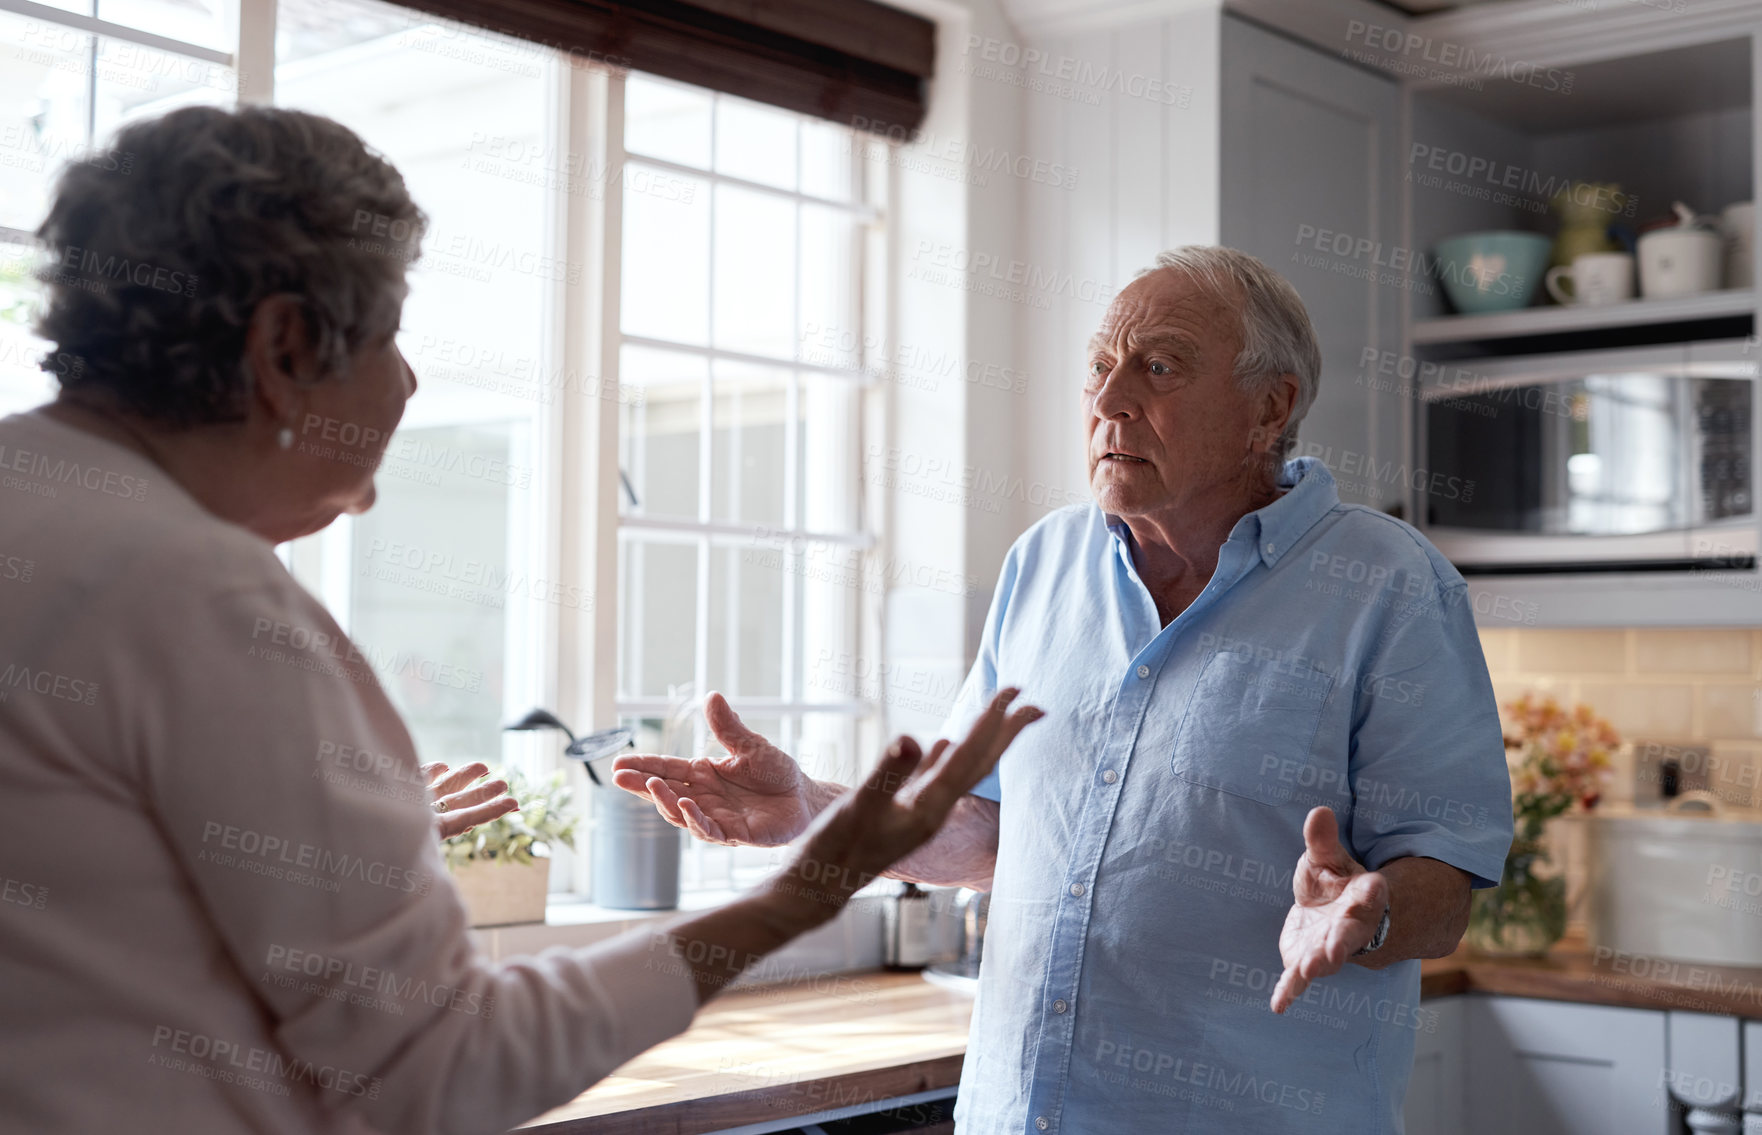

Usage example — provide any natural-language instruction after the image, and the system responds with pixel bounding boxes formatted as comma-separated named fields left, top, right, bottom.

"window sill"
left=471, top=887, right=908, bottom=982
left=471, top=890, right=745, bottom=959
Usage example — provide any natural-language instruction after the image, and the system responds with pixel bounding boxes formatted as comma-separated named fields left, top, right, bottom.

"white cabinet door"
left=1220, top=16, right=1403, bottom=514
left=1669, top=1011, right=1741, bottom=1111
left=1465, top=997, right=1668, bottom=1135
left=1405, top=997, right=1466, bottom=1135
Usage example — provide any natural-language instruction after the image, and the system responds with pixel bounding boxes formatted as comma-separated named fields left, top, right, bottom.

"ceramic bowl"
left=1433, top=231, right=1552, bottom=315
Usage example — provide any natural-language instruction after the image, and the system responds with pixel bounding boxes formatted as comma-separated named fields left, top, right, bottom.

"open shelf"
left=1410, top=289, right=1755, bottom=347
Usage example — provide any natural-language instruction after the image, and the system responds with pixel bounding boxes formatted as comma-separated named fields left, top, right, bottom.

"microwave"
left=1418, top=340, right=1756, bottom=576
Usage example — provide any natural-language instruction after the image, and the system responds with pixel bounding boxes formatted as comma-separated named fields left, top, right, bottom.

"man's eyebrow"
left=1133, top=333, right=1203, bottom=362
left=1087, top=331, right=1203, bottom=356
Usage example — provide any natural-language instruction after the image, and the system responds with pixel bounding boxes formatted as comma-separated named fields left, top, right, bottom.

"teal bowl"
left=1432, top=231, right=1552, bottom=314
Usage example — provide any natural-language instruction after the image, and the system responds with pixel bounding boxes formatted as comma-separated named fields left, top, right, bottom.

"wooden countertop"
left=523, top=939, right=1762, bottom=1134
left=1420, top=931, right=1762, bottom=1017
left=519, top=972, right=972, bottom=1135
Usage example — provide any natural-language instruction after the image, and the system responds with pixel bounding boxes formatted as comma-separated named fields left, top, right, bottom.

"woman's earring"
left=277, top=426, right=294, bottom=450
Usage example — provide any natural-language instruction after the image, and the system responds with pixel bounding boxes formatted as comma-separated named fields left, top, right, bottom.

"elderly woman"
left=0, top=105, right=1041, bottom=1133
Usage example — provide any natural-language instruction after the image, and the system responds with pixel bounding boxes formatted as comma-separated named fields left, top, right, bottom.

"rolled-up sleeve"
left=141, top=552, right=698, bottom=1135
left=1345, top=580, right=1513, bottom=889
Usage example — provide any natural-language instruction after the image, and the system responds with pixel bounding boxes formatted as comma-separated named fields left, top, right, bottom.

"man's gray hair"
left=1137, top=246, right=1321, bottom=456
left=34, top=105, right=425, bottom=427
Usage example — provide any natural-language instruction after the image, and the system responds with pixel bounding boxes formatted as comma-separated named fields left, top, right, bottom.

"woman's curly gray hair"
left=34, top=105, right=426, bottom=427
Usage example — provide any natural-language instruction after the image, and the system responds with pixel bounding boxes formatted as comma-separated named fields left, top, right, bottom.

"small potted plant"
left=1467, top=693, right=1616, bottom=957
left=444, top=767, right=577, bottom=927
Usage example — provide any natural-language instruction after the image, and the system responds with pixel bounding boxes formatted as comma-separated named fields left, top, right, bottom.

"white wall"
left=878, top=0, right=1028, bottom=738
left=876, top=0, right=1226, bottom=738
left=1014, top=3, right=1224, bottom=545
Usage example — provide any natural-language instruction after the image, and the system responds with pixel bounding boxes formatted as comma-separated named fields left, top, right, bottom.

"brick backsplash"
left=1479, top=627, right=1762, bottom=809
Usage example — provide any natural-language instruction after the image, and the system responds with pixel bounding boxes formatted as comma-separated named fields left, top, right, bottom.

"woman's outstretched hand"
left=782, top=688, right=1043, bottom=906
left=423, top=762, right=519, bottom=840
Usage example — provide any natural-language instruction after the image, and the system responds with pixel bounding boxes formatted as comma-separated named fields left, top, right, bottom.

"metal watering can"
left=505, top=710, right=681, bottom=910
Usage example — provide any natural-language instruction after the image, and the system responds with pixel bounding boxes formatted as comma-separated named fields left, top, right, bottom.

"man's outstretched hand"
left=1270, top=806, right=1389, bottom=1015
left=610, top=693, right=828, bottom=846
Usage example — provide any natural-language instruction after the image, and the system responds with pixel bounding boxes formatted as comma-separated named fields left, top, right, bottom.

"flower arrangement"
left=1503, top=692, right=1618, bottom=841
left=1467, top=693, right=1619, bottom=957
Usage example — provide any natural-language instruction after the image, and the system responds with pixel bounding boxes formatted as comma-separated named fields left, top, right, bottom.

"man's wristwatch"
left=1353, top=904, right=1391, bottom=957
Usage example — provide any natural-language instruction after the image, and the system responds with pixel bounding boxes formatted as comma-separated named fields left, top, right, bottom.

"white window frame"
left=0, top=0, right=239, bottom=248
left=601, top=75, right=888, bottom=892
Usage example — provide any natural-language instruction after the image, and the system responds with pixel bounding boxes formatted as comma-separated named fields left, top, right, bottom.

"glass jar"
left=1466, top=835, right=1568, bottom=958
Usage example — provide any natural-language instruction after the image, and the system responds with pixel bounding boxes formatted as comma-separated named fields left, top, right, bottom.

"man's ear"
left=1255, top=372, right=1301, bottom=452
left=244, top=294, right=320, bottom=431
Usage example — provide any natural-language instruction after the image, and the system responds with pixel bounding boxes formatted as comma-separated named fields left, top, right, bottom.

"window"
left=0, top=3, right=238, bottom=416
left=272, top=0, right=556, bottom=777
left=5, top=0, right=887, bottom=898
left=615, top=74, right=882, bottom=889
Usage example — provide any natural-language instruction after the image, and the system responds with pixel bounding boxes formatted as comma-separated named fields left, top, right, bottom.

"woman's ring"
left=433, top=799, right=450, bottom=814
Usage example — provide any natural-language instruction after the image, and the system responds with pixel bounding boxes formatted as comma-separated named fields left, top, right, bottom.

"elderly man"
left=615, top=246, right=1513, bottom=1133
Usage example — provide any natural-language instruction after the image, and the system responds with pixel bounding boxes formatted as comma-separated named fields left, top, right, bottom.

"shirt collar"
left=1103, top=456, right=1340, bottom=571
left=1242, top=456, right=1339, bottom=567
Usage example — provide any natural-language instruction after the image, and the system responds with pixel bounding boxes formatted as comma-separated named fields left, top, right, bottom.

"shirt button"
left=1036, top=1119, right=1050, bottom=1131
left=1070, top=883, right=1085, bottom=897
left=1053, top=999, right=1068, bottom=1013
left=1136, top=664, right=1150, bottom=679
left=1265, top=541, right=1276, bottom=554
left=1102, top=769, right=1118, bottom=784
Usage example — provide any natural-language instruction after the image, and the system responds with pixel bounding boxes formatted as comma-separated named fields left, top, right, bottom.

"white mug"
left=1638, top=227, right=1721, bottom=298
left=1545, top=252, right=1635, bottom=307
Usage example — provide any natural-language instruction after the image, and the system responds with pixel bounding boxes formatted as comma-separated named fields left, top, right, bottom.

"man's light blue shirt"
left=943, top=457, right=1513, bottom=1135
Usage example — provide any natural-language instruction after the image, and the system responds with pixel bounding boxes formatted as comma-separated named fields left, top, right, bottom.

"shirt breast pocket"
left=1172, top=650, right=1336, bottom=806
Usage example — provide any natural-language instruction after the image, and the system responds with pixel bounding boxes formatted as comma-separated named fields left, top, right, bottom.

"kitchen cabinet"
left=1220, top=15, right=1403, bottom=514
left=1405, top=996, right=1466, bottom=1135
left=1220, top=9, right=1762, bottom=623
left=1744, top=1019, right=1762, bottom=1112
left=1671, top=1011, right=1742, bottom=1116
left=1463, top=997, right=1669, bottom=1135
left=1402, top=31, right=1760, bottom=623
left=1405, top=995, right=1669, bottom=1135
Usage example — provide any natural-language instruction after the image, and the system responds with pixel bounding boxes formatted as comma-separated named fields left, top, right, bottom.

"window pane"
left=619, top=538, right=698, bottom=699
left=277, top=0, right=408, bottom=62
left=798, top=550, right=859, bottom=692
left=798, top=204, right=857, bottom=362
left=617, top=72, right=873, bottom=893
left=713, top=185, right=794, bottom=357
left=624, top=73, right=710, bottom=169
left=707, top=544, right=782, bottom=699
left=276, top=0, right=554, bottom=767
left=714, top=95, right=795, bottom=191
left=798, top=711, right=860, bottom=786
left=1, top=13, right=95, bottom=233
left=622, top=162, right=710, bottom=345
left=799, top=118, right=853, bottom=202
left=0, top=240, right=55, bottom=416
left=91, top=37, right=238, bottom=140
left=710, top=359, right=786, bottom=527
left=350, top=423, right=525, bottom=763
left=97, top=0, right=233, bottom=52
left=797, top=376, right=860, bottom=532
left=4, top=17, right=237, bottom=195
left=620, top=344, right=704, bottom=520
